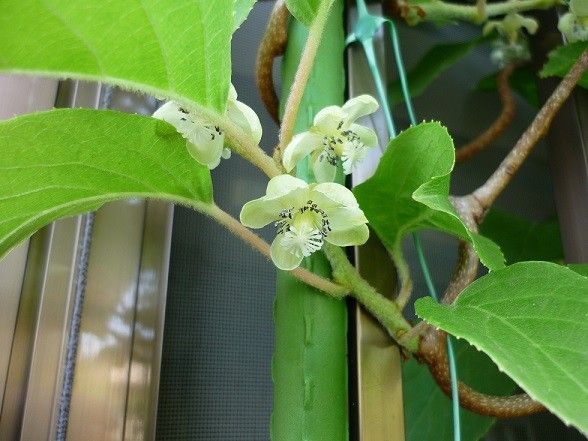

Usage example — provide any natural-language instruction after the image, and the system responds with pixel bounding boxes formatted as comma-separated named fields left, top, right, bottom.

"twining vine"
left=254, top=0, right=588, bottom=418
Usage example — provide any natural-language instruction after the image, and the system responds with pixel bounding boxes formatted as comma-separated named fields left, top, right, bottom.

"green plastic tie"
left=347, top=2, right=462, bottom=440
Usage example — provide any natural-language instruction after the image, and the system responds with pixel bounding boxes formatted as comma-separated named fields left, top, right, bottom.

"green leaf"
left=569, top=264, right=588, bottom=277
left=403, top=339, right=517, bottom=441
left=286, top=0, right=321, bottom=25
left=476, top=66, right=541, bottom=108
left=0, top=109, right=213, bottom=259
left=233, top=0, right=256, bottom=30
left=540, top=41, right=588, bottom=89
left=0, top=0, right=233, bottom=111
left=354, top=122, right=504, bottom=270
left=415, top=262, right=588, bottom=434
left=389, top=38, right=484, bottom=104
left=479, top=210, right=563, bottom=264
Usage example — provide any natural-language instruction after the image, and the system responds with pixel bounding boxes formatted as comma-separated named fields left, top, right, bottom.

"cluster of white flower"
left=483, top=13, right=537, bottom=66
left=153, top=84, right=262, bottom=169
left=153, top=90, right=380, bottom=269
left=558, top=0, right=588, bottom=43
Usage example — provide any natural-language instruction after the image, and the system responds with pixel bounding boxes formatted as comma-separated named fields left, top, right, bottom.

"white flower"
left=153, top=84, right=262, bottom=169
left=558, top=12, right=588, bottom=43
left=282, top=95, right=379, bottom=183
left=240, top=175, right=369, bottom=270
left=570, top=0, right=588, bottom=19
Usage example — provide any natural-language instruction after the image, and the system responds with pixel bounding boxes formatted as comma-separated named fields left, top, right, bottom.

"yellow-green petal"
left=185, top=127, right=225, bottom=169
left=326, top=224, right=369, bottom=247
left=311, top=156, right=337, bottom=183
left=325, top=207, right=368, bottom=230
left=313, top=105, right=346, bottom=133
left=341, top=95, right=379, bottom=122
left=152, top=102, right=198, bottom=140
left=270, top=236, right=304, bottom=270
left=240, top=193, right=291, bottom=228
left=349, top=123, right=378, bottom=147
left=313, top=182, right=360, bottom=208
left=266, top=174, right=309, bottom=198
left=283, top=131, right=324, bottom=172
left=227, top=99, right=263, bottom=144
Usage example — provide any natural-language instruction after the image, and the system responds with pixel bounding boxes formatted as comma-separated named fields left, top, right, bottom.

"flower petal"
left=240, top=192, right=293, bottom=228
left=266, top=174, right=308, bottom=198
left=185, top=127, right=225, bottom=169
left=228, top=83, right=238, bottom=101
left=349, top=123, right=378, bottom=147
left=311, top=156, right=337, bottom=183
left=341, top=95, right=379, bottom=122
left=282, top=132, right=324, bottom=172
left=312, top=182, right=360, bottom=208
left=326, top=206, right=368, bottom=230
left=227, top=99, right=263, bottom=144
left=326, top=224, right=369, bottom=247
left=313, top=105, right=346, bottom=133
left=153, top=102, right=225, bottom=169
left=221, top=147, right=232, bottom=159
left=152, top=101, right=200, bottom=139
left=270, top=236, right=304, bottom=270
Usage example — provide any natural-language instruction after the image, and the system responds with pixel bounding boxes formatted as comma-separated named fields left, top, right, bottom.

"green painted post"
left=271, top=1, right=348, bottom=440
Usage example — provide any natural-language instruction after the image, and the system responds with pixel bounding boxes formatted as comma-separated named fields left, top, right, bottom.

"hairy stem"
left=256, top=0, right=289, bottom=124
left=390, top=246, right=414, bottom=310
left=400, top=0, right=562, bottom=25
left=223, top=121, right=283, bottom=178
left=276, top=0, right=335, bottom=161
left=442, top=196, right=481, bottom=305
left=418, top=326, right=545, bottom=416
left=473, top=46, right=588, bottom=212
left=456, top=63, right=517, bottom=163
left=323, top=243, right=417, bottom=352
left=202, top=204, right=348, bottom=298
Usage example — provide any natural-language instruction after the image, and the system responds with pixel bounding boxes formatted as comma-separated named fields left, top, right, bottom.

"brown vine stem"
left=203, top=204, right=348, bottom=298
left=418, top=327, right=546, bottom=417
left=456, top=63, right=517, bottom=163
left=441, top=196, right=480, bottom=305
left=255, top=0, right=289, bottom=124
left=418, top=49, right=588, bottom=416
left=276, top=0, right=335, bottom=162
left=472, top=47, right=588, bottom=213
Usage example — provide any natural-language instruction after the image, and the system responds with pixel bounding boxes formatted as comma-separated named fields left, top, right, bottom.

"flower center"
left=275, top=200, right=332, bottom=257
left=318, top=120, right=366, bottom=171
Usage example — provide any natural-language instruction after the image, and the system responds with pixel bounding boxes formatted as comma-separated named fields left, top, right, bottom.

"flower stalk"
left=323, top=243, right=418, bottom=352
left=202, top=203, right=348, bottom=298
left=401, top=0, right=562, bottom=25
left=276, top=0, right=336, bottom=161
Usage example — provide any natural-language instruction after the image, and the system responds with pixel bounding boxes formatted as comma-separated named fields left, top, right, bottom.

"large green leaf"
left=0, top=109, right=213, bottom=259
left=479, top=210, right=563, bottom=264
left=286, top=0, right=321, bottom=25
left=389, top=38, right=484, bottom=104
left=0, top=0, right=233, bottom=111
left=354, top=122, right=504, bottom=270
left=403, top=339, right=517, bottom=441
left=233, top=0, right=256, bottom=30
left=540, top=41, right=588, bottom=89
left=415, top=262, right=588, bottom=434
left=570, top=264, right=588, bottom=277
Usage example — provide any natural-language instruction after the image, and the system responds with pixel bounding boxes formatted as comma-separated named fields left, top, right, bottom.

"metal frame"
left=347, top=4, right=405, bottom=440
left=0, top=79, right=173, bottom=440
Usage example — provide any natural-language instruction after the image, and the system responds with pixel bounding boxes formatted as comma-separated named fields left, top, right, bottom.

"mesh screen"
left=155, top=3, right=279, bottom=440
